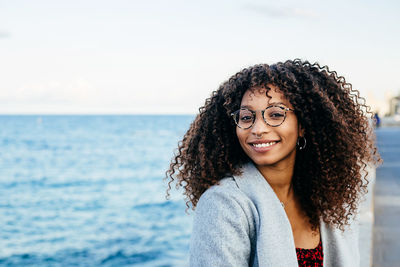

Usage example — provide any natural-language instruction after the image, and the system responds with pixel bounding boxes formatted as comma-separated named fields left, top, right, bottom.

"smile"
left=252, top=142, right=277, bottom=148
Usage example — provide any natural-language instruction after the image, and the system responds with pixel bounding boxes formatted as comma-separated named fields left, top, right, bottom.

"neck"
left=255, top=162, right=295, bottom=203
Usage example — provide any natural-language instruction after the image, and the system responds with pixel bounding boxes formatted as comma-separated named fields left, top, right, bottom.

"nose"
left=250, top=111, right=270, bottom=137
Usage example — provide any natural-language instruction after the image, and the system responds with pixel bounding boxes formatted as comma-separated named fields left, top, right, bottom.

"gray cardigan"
left=190, top=162, right=360, bottom=267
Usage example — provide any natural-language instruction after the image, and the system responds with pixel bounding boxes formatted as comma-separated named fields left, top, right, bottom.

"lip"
left=249, top=139, right=280, bottom=144
left=248, top=140, right=280, bottom=152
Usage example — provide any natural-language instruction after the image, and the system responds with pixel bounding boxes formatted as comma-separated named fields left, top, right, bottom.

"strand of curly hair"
left=165, top=59, right=382, bottom=231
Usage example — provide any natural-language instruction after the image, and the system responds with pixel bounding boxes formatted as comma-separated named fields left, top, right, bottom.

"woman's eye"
left=240, top=116, right=253, bottom=122
left=269, top=113, right=284, bottom=119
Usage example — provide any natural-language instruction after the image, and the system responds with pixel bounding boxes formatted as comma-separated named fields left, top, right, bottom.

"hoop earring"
left=297, top=136, right=306, bottom=150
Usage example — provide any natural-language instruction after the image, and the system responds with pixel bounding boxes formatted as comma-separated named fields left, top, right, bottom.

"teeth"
left=253, top=142, right=277, bottom=148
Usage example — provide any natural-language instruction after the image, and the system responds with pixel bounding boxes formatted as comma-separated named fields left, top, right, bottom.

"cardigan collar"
left=232, top=162, right=299, bottom=266
left=232, top=161, right=359, bottom=267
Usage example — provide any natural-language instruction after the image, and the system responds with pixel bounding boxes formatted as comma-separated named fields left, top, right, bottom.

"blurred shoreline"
left=381, top=115, right=400, bottom=127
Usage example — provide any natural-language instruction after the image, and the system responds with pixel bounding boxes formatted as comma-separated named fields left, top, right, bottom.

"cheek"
left=280, top=124, right=299, bottom=143
left=235, top=128, right=241, bottom=142
left=236, top=128, right=247, bottom=147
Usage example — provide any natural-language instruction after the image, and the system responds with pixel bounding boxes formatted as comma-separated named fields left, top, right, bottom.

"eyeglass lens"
left=235, top=106, right=286, bottom=128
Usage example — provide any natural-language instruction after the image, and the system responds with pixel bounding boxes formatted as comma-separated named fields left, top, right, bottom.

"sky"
left=0, top=0, right=399, bottom=114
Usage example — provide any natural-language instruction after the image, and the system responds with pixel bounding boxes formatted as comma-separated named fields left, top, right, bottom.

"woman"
left=165, top=59, right=381, bottom=266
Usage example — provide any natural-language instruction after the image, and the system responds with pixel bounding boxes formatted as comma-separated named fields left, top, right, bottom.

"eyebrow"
left=240, top=102, right=287, bottom=109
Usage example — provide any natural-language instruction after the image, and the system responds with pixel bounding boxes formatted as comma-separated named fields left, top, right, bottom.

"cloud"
left=243, top=3, right=319, bottom=19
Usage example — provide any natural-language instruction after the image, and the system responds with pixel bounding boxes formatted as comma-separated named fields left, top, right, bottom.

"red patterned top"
left=296, top=240, right=323, bottom=267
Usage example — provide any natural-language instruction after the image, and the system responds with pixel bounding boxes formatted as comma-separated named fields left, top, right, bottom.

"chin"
left=250, top=157, right=279, bottom=167
left=248, top=150, right=296, bottom=168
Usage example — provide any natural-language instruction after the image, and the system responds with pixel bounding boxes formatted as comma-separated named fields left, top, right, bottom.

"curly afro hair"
left=165, top=59, right=382, bottom=231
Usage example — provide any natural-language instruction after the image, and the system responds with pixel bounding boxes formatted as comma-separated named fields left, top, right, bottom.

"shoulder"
left=190, top=177, right=257, bottom=266
left=198, top=177, right=243, bottom=200
left=193, top=176, right=258, bottom=235
left=196, top=177, right=254, bottom=217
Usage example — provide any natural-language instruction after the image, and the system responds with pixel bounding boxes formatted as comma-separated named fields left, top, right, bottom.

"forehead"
left=241, top=85, right=292, bottom=108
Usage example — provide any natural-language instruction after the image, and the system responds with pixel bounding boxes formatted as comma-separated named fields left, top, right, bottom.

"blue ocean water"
left=0, top=115, right=195, bottom=266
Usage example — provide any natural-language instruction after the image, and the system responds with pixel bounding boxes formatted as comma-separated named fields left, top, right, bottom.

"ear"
left=298, top=124, right=305, bottom=137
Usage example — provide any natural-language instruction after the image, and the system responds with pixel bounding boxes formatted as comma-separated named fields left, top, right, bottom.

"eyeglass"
left=231, top=105, right=295, bottom=129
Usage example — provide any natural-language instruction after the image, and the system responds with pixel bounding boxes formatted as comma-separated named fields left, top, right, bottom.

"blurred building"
left=381, top=93, right=400, bottom=126
left=366, top=90, right=389, bottom=116
left=388, top=95, right=400, bottom=116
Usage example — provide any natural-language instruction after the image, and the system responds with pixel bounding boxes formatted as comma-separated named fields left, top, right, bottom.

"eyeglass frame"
left=230, top=105, right=295, bottom=129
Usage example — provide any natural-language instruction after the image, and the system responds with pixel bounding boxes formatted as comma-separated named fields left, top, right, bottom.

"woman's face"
left=236, top=85, right=303, bottom=168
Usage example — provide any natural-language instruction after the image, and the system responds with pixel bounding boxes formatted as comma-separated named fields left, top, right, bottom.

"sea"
left=0, top=115, right=195, bottom=267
